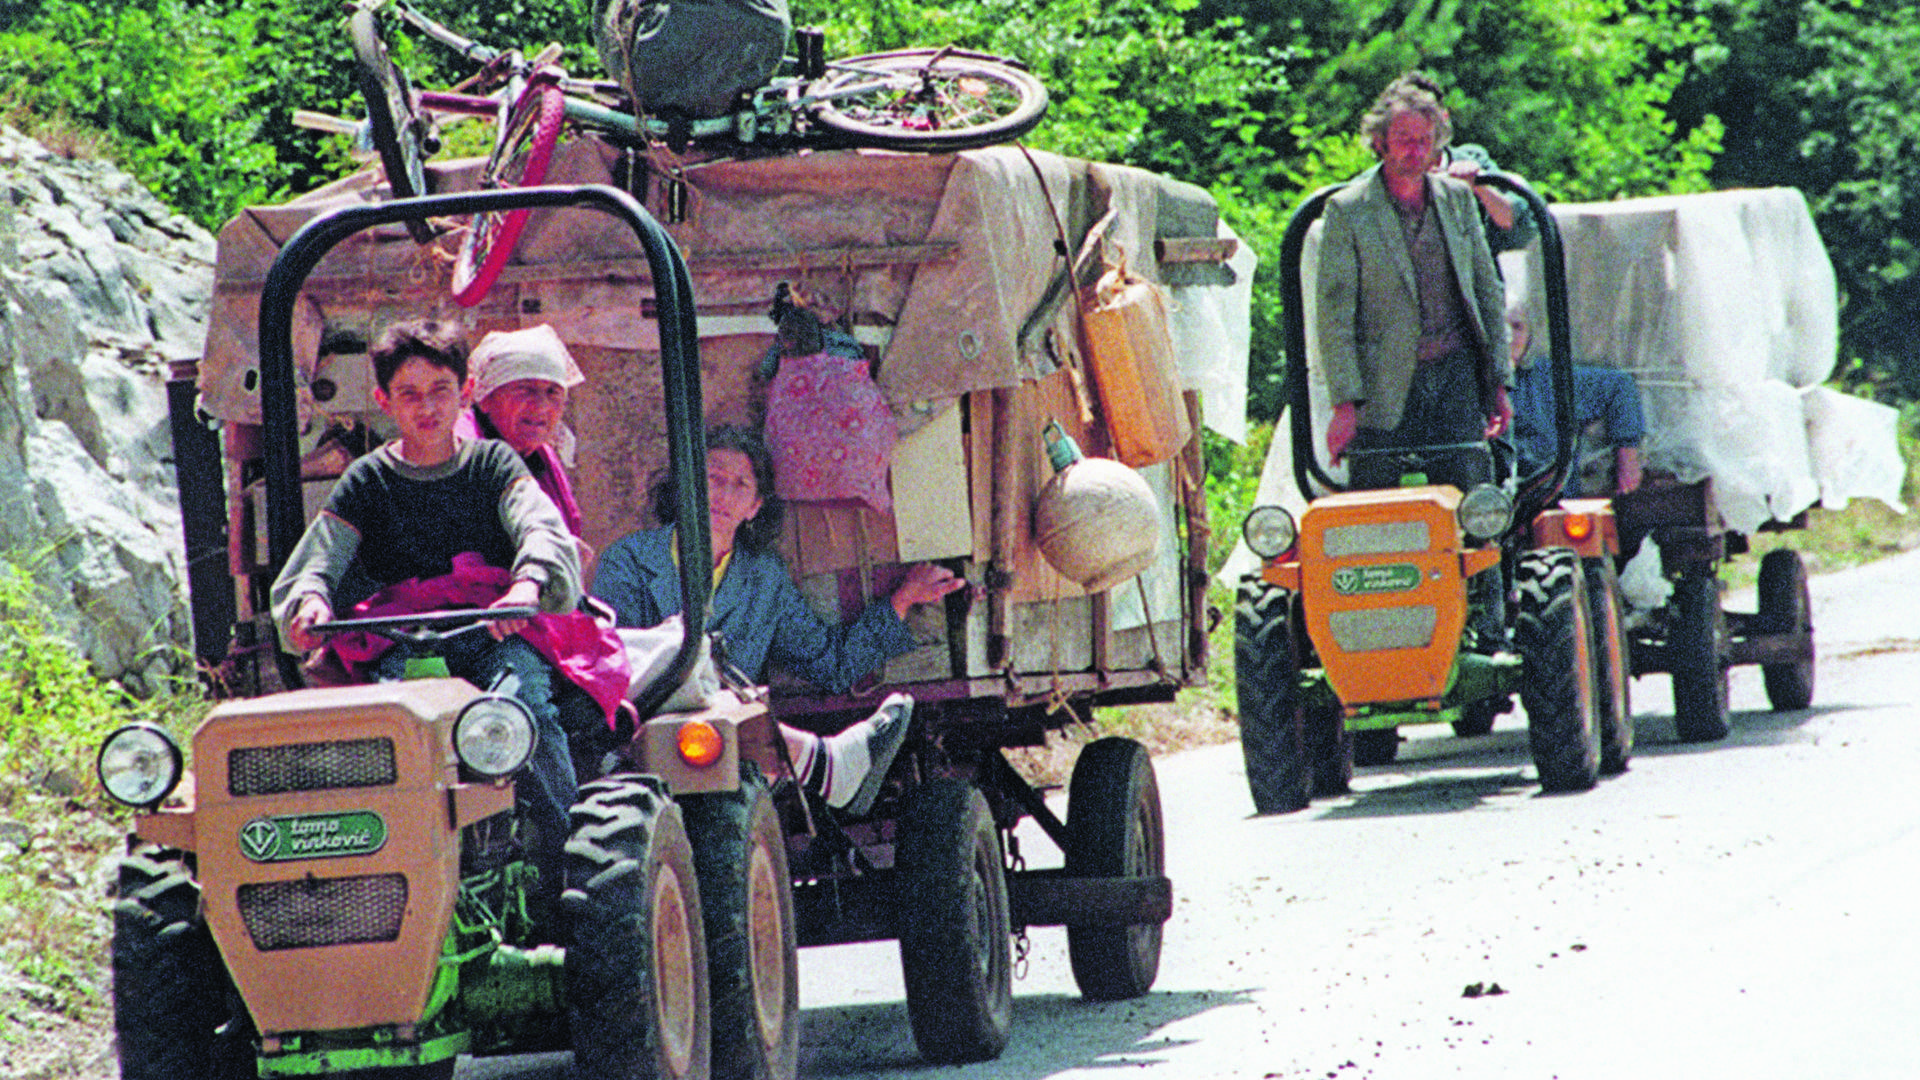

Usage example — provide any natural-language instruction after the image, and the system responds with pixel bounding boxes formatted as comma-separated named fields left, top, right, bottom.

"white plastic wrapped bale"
left=1505, top=187, right=1891, bottom=534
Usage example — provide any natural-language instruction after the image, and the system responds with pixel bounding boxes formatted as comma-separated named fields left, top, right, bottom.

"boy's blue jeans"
left=375, top=632, right=576, bottom=907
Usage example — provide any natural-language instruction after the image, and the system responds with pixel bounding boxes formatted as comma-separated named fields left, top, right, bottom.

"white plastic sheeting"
left=1509, top=187, right=1895, bottom=535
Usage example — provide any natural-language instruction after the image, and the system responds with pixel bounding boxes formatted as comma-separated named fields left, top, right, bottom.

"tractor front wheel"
left=1515, top=548, right=1601, bottom=792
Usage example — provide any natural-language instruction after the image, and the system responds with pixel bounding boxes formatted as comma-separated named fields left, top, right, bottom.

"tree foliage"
left=0, top=0, right=1912, bottom=409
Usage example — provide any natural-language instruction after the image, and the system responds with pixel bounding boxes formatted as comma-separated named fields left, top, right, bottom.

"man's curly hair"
left=1360, top=70, right=1454, bottom=155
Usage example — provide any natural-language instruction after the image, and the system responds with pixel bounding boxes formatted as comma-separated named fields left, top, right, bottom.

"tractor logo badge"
left=239, top=812, right=388, bottom=863
left=1332, top=563, right=1422, bottom=596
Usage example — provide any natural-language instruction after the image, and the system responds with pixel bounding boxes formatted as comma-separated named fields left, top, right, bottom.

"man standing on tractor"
left=1316, top=70, right=1515, bottom=649
left=1318, top=71, right=1513, bottom=475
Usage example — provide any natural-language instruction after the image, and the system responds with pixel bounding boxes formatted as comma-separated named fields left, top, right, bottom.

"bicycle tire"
left=451, top=79, right=566, bottom=307
left=350, top=8, right=436, bottom=244
left=809, top=48, right=1047, bottom=152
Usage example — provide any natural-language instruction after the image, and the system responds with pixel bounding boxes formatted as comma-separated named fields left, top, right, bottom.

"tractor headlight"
left=454, top=695, right=536, bottom=778
left=1242, top=505, right=1299, bottom=559
left=97, top=723, right=183, bottom=808
left=1457, top=484, right=1515, bottom=543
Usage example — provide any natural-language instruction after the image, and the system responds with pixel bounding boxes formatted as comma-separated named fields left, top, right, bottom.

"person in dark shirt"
left=271, top=318, right=583, bottom=909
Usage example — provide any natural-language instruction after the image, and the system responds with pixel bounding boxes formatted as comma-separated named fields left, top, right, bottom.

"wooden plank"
left=1155, top=236, right=1239, bottom=265
left=890, top=403, right=973, bottom=562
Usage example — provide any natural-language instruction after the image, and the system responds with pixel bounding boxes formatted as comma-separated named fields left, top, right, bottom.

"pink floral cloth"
left=325, top=552, right=631, bottom=728
left=763, top=350, right=896, bottom=512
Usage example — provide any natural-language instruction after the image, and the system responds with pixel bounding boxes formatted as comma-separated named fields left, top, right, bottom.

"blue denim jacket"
left=590, top=525, right=915, bottom=693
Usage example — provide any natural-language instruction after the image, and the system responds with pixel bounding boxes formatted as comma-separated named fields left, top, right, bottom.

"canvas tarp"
left=196, top=140, right=1250, bottom=442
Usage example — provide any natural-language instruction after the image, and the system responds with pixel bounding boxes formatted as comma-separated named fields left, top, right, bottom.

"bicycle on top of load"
left=330, top=0, right=1049, bottom=304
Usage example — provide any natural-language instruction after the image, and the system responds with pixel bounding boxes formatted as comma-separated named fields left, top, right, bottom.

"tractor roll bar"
left=256, top=185, right=711, bottom=712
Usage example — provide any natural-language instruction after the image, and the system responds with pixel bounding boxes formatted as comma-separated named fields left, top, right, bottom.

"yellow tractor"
left=1235, top=175, right=1632, bottom=813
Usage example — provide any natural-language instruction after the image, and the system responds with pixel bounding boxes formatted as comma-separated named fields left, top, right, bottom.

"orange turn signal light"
left=675, top=720, right=725, bottom=768
left=1563, top=513, right=1594, bottom=542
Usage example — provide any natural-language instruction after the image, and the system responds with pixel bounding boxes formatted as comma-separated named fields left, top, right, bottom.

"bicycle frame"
left=369, top=0, right=1041, bottom=151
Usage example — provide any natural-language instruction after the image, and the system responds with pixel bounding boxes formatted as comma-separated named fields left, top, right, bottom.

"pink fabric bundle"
left=763, top=350, right=897, bottom=512
left=326, top=552, right=631, bottom=728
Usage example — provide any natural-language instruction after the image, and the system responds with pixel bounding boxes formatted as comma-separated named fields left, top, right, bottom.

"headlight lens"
left=97, top=723, right=183, bottom=808
left=1457, top=484, right=1515, bottom=542
left=1242, top=505, right=1299, bottom=559
left=454, top=696, right=536, bottom=778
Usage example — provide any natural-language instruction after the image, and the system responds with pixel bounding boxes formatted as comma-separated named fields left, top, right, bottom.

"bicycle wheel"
left=451, top=78, right=566, bottom=307
left=350, top=8, right=435, bottom=244
left=809, top=48, right=1048, bottom=152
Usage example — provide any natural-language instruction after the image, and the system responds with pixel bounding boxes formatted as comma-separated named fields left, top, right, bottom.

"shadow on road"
left=798, top=988, right=1254, bottom=1078
left=1631, top=703, right=1828, bottom=755
left=1313, top=767, right=1537, bottom=819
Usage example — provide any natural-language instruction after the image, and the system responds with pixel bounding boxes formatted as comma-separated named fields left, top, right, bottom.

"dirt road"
left=783, top=549, right=1920, bottom=1080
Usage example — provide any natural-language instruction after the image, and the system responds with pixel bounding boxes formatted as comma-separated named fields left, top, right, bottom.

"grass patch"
left=0, top=560, right=209, bottom=1029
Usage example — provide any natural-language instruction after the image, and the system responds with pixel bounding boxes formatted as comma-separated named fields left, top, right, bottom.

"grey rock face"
left=0, top=125, right=214, bottom=693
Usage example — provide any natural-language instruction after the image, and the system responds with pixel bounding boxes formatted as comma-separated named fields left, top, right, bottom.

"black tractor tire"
left=1234, top=576, right=1312, bottom=813
left=564, top=775, right=710, bottom=1080
left=1514, top=548, right=1601, bottom=793
left=112, top=848, right=254, bottom=1080
left=1758, top=548, right=1816, bottom=712
left=681, top=768, right=800, bottom=1080
left=1306, top=700, right=1353, bottom=796
left=1451, top=698, right=1503, bottom=738
left=1670, top=570, right=1731, bottom=742
left=1351, top=727, right=1400, bottom=767
left=1064, top=738, right=1164, bottom=1002
left=1586, top=556, right=1634, bottom=775
left=896, top=778, right=1012, bottom=1064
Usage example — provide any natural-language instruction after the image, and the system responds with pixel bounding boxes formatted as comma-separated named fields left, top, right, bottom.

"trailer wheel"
left=1064, top=737, right=1164, bottom=1001
left=896, top=778, right=1012, bottom=1063
left=1757, top=548, right=1815, bottom=712
left=1586, top=556, right=1634, bottom=775
left=112, top=848, right=254, bottom=1080
left=565, top=776, right=710, bottom=1080
left=682, top=767, right=799, bottom=1080
left=1515, top=548, right=1600, bottom=792
left=1234, top=576, right=1311, bottom=813
left=1352, top=727, right=1400, bottom=766
left=1670, top=570, right=1731, bottom=742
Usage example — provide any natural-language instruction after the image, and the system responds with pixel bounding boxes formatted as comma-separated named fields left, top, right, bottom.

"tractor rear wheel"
left=1586, top=556, right=1634, bottom=775
left=682, top=767, right=799, bottom=1080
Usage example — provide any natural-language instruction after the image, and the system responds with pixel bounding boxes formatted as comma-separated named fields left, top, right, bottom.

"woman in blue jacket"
left=593, top=424, right=962, bottom=815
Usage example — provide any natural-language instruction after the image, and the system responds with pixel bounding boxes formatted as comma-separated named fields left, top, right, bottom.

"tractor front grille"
left=1329, top=605, right=1438, bottom=652
left=237, top=874, right=409, bottom=950
left=1322, top=520, right=1431, bottom=557
left=229, top=738, right=398, bottom=796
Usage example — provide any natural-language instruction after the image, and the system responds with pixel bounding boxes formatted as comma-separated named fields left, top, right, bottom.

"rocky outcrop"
left=0, top=126, right=213, bottom=693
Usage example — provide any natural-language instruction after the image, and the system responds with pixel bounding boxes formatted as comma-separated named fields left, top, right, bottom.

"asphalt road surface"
left=467, top=548, right=1920, bottom=1080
